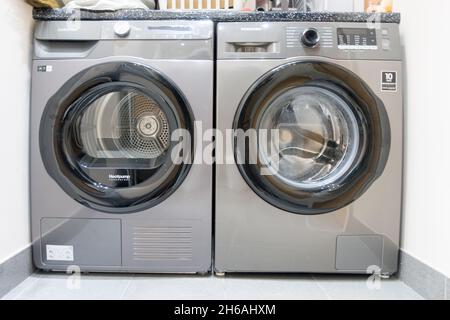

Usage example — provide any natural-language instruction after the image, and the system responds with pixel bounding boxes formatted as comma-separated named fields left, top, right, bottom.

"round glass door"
left=73, top=85, right=173, bottom=189
left=234, top=61, right=391, bottom=215
left=40, top=62, right=194, bottom=213
left=258, top=86, right=362, bottom=190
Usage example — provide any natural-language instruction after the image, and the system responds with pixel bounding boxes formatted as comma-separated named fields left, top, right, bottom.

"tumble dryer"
left=30, top=20, right=213, bottom=273
left=215, top=22, right=403, bottom=275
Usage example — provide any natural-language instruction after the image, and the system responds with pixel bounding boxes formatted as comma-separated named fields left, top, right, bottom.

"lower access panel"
left=335, top=235, right=383, bottom=271
left=122, top=220, right=209, bottom=270
left=41, top=218, right=122, bottom=267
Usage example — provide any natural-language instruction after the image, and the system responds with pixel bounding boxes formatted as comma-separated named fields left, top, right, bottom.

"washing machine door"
left=40, top=62, right=194, bottom=214
left=234, top=61, right=391, bottom=215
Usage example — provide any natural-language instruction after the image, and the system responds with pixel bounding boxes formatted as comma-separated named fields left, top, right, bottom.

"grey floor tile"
left=312, top=275, right=423, bottom=300
left=124, top=275, right=226, bottom=300
left=124, top=274, right=327, bottom=300
left=219, top=274, right=327, bottom=300
left=2, top=274, right=41, bottom=300
left=6, top=272, right=132, bottom=300
left=4, top=272, right=425, bottom=300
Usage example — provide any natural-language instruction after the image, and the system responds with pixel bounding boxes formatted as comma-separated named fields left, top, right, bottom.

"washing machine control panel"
left=288, top=26, right=383, bottom=51
left=217, top=22, right=401, bottom=61
left=337, top=28, right=378, bottom=50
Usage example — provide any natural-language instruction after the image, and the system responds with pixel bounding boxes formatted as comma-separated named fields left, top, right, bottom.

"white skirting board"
left=398, top=251, right=449, bottom=300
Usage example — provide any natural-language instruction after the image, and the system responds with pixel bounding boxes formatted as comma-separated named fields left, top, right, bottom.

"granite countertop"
left=33, top=8, right=401, bottom=24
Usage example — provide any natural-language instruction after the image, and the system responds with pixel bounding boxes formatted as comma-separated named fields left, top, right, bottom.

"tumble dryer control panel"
left=34, top=20, right=213, bottom=41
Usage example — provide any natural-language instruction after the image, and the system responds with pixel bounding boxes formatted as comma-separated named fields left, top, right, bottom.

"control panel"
left=217, top=22, right=401, bottom=61
left=35, top=20, right=214, bottom=41
left=288, top=26, right=389, bottom=51
left=337, top=28, right=378, bottom=50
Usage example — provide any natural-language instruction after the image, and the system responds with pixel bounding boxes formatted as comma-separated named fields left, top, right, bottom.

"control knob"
left=114, top=22, right=131, bottom=37
left=301, top=28, right=320, bottom=48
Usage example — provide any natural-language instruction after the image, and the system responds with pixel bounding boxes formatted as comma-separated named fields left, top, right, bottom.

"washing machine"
left=30, top=20, right=213, bottom=273
left=215, top=22, right=403, bottom=275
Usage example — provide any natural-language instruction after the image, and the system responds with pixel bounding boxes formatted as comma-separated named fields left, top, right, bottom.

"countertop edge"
left=32, top=9, right=401, bottom=24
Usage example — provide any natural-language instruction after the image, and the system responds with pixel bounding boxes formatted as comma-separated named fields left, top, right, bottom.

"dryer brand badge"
left=109, top=174, right=131, bottom=182
left=381, top=71, right=397, bottom=92
left=37, top=65, right=53, bottom=73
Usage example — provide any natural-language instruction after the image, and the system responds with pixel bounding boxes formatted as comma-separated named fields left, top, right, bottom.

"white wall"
left=324, top=0, right=355, bottom=11
left=0, top=1, right=33, bottom=264
left=353, top=0, right=364, bottom=12
left=395, top=0, right=450, bottom=277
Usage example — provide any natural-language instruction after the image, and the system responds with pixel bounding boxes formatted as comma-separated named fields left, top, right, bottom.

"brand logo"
left=240, top=27, right=263, bottom=31
left=108, top=174, right=131, bottom=181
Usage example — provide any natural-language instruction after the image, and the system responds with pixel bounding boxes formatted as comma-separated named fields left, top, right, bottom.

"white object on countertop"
left=160, top=0, right=354, bottom=11
left=289, top=0, right=354, bottom=12
left=241, top=0, right=256, bottom=11
left=159, top=0, right=238, bottom=10
left=63, top=0, right=156, bottom=10
left=158, top=0, right=166, bottom=10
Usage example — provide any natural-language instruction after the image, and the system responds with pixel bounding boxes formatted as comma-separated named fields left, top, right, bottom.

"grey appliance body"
left=31, top=20, right=213, bottom=273
left=215, top=22, right=403, bottom=275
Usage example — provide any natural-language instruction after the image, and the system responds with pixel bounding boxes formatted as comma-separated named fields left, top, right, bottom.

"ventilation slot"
left=132, top=227, right=193, bottom=261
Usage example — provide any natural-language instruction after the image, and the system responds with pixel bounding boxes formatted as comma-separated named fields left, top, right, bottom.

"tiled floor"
left=2, top=272, right=423, bottom=300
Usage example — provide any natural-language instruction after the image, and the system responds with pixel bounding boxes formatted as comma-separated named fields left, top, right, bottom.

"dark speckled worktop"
left=33, top=8, right=400, bottom=24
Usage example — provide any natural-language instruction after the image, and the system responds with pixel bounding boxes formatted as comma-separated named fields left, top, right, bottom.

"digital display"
left=338, top=28, right=371, bottom=35
left=337, top=28, right=377, bottom=48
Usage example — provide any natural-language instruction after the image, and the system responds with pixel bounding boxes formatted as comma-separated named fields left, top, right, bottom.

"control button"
left=382, top=39, right=391, bottom=50
left=382, top=29, right=389, bottom=36
left=301, top=28, right=320, bottom=48
left=114, top=22, right=131, bottom=37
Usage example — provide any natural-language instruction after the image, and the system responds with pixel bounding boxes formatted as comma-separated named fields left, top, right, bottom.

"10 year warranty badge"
left=381, top=71, right=397, bottom=92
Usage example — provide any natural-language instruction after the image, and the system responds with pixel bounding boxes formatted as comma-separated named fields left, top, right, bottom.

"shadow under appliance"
left=31, top=20, right=213, bottom=273
left=215, top=22, right=403, bottom=275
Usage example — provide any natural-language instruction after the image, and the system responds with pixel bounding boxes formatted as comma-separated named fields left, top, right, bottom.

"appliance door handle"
left=34, top=40, right=99, bottom=59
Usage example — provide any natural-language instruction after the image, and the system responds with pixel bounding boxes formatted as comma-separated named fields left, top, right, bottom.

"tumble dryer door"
left=40, top=62, right=194, bottom=214
left=234, top=61, right=391, bottom=215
